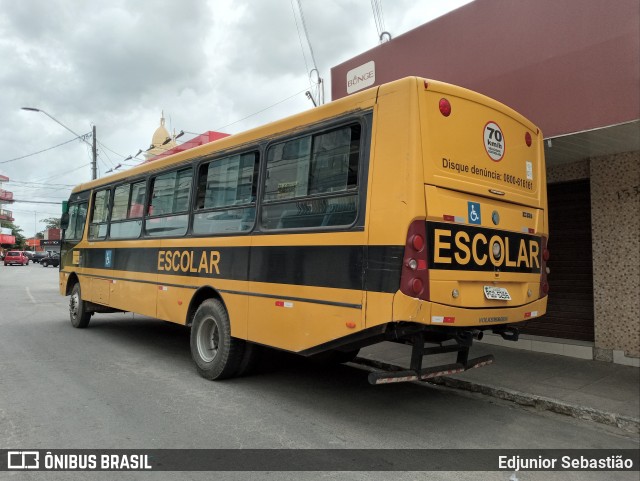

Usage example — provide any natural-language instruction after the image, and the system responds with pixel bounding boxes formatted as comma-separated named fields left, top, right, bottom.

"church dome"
left=145, top=112, right=177, bottom=160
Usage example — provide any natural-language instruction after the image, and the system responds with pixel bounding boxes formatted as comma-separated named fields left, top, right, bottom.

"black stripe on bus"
left=77, top=245, right=404, bottom=293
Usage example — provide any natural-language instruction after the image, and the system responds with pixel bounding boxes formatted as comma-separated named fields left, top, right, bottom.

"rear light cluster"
left=400, top=220, right=430, bottom=300
left=439, top=98, right=451, bottom=117
left=540, top=237, right=550, bottom=296
left=525, top=131, right=532, bottom=147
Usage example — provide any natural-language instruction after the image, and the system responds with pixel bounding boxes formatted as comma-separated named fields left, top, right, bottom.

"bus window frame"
left=88, top=187, right=112, bottom=241
left=256, top=114, right=371, bottom=234
left=144, top=166, right=194, bottom=238
left=191, top=148, right=261, bottom=238
left=63, top=199, right=90, bottom=242
left=108, top=177, right=148, bottom=240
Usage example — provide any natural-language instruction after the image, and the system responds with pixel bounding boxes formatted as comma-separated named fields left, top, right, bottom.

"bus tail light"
left=525, top=131, right=532, bottom=147
left=400, top=220, right=430, bottom=301
left=540, top=237, right=549, bottom=297
left=439, top=98, right=452, bottom=117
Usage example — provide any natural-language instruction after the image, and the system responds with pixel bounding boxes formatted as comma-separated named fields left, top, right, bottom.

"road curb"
left=352, top=357, right=640, bottom=435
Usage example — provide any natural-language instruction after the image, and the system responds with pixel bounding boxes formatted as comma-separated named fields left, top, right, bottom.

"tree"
left=40, top=217, right=61, bottom=230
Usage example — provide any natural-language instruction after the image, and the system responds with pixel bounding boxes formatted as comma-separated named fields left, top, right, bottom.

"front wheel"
left=69, top=282, right=92, bottom=328
left=190, top=299, right=244, bottom=380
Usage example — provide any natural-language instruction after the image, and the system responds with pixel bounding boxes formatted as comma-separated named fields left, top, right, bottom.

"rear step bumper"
left=367, top=355, right=494, bottom=385
left=360, top=327, right=506, bottom=385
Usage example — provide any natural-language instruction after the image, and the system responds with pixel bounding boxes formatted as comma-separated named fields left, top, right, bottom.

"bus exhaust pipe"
left=492, top=326, right=519, bottom=342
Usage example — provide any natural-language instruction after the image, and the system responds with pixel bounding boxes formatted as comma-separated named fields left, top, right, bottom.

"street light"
left=21, top=107, right=97, bottom=180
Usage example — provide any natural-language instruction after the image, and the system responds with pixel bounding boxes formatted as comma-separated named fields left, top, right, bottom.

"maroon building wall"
left=331, top=0, right=639, bottom=138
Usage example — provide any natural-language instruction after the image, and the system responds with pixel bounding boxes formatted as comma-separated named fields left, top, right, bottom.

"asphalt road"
left=0, top=264, right=637, bottom=481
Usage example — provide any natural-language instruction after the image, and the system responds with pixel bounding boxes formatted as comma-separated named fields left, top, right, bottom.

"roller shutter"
left=523, top=179, right=594, bottom=341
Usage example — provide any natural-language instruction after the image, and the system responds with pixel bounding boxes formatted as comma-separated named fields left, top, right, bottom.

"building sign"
left=346, top=61, right=376, bottom=94
left=0, top=234, right=15, bottom=245
left=42, top=240, right=61, bottom=247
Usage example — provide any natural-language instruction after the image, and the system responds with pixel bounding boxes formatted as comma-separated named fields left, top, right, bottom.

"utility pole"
left=92, top=125, right=97, bottom=180
left=21, top=107, right=98, bottom=180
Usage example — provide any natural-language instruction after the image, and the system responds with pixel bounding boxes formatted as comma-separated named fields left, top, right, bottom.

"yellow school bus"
left=59, top=77, right=548, bottom=384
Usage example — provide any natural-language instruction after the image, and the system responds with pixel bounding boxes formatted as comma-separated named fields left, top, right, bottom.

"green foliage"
left=40, top=217, right=61, bottom=229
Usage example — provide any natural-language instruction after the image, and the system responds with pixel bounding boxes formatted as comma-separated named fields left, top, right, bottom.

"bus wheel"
left=190, top=299, right=244, bottom=380
left=69, top=282, right=92, bottom=328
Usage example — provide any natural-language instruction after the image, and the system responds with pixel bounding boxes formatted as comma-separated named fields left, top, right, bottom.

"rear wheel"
left=69, top=282, right=92, bottom=328
left=190, top=299, right=244, bottom=380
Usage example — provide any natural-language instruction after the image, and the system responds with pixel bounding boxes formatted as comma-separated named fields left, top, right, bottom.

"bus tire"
left=69, top=282, right=92, bottom=328
left=190, top=299, right=244, bottom=380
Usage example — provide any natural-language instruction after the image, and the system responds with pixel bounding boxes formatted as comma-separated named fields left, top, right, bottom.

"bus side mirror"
left=60, top=212, right=70, bottom=230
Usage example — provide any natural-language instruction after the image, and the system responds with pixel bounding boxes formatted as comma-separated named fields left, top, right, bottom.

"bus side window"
left=89, top=189, right=110, bottom=240
left=261, top=124, right=360, bottom=230
left=145, top=168, right=192, bottom=237
left=109, top=180, right=146, bottom=239
left=193, top=151, right=259, bottom=235
left=64, top=202, right=88, bottom=241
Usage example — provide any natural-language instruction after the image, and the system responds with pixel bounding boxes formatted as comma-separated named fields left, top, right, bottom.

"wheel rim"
left=70, top=292, right=80, bottom=321
left=197, top=317, right=220, bottom=363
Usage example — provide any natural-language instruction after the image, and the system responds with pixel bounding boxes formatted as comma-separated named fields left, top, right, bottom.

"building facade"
left=0, top=174, right=16, bottom=249
left=331, top=0, right=639, bottom=364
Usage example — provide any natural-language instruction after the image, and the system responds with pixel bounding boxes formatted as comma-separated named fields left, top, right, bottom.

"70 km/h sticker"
left=484, top=121, right=505, bottom=161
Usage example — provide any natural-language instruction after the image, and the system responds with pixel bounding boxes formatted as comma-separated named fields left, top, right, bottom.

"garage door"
left=523, top=179, right=595, bottom=341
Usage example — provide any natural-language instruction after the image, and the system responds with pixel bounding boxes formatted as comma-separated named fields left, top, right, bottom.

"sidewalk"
left=354, top=341, right=640, bottom=434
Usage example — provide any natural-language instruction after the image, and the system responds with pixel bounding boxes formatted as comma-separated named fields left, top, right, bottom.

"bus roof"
left=71, top=77, right=540, bottom=194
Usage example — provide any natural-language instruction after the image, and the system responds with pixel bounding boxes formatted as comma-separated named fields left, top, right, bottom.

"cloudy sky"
left=0, top=0, right=472, bottom=237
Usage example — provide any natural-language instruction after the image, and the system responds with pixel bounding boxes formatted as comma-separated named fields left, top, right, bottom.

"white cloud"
left=0, top=0, right=473, bottom=236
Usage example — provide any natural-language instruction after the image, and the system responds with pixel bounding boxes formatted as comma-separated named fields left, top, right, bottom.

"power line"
left=0, top=133, right=91, bottom=165
left=291, top=0, right=312, bottom=91
left=31, top=163, right=91, bottom=183
left=213, top=88, right=309, bottom=131
left=7, top=180, right=75, bottom=187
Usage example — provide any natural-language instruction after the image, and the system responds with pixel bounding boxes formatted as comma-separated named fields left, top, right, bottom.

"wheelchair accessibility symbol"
left=468, top=202, right=481, bottom=224
left=105, top=249, right=113, bottom=268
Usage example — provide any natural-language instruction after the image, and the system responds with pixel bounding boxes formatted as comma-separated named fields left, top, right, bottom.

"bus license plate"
left=484, top=286, right=511, bottom=301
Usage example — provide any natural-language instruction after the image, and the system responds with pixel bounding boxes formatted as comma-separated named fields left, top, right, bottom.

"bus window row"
left=81, top=123, right=363, bottom=241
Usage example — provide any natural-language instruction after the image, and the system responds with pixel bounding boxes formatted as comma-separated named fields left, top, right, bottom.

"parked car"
left=4, top=251, right=29, bottom=266
left=32, top=251, right=50, bottom=263
left=41, top=253, right=60, bottom=268
left=25, top=251, right=35, bottom=261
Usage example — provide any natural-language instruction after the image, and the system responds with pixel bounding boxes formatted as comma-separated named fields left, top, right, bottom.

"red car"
left=4, top=250, right=29, bottom=266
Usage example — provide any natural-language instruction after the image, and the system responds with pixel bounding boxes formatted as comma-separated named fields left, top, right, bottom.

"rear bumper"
left=393, top=291, right=547, bottom=327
